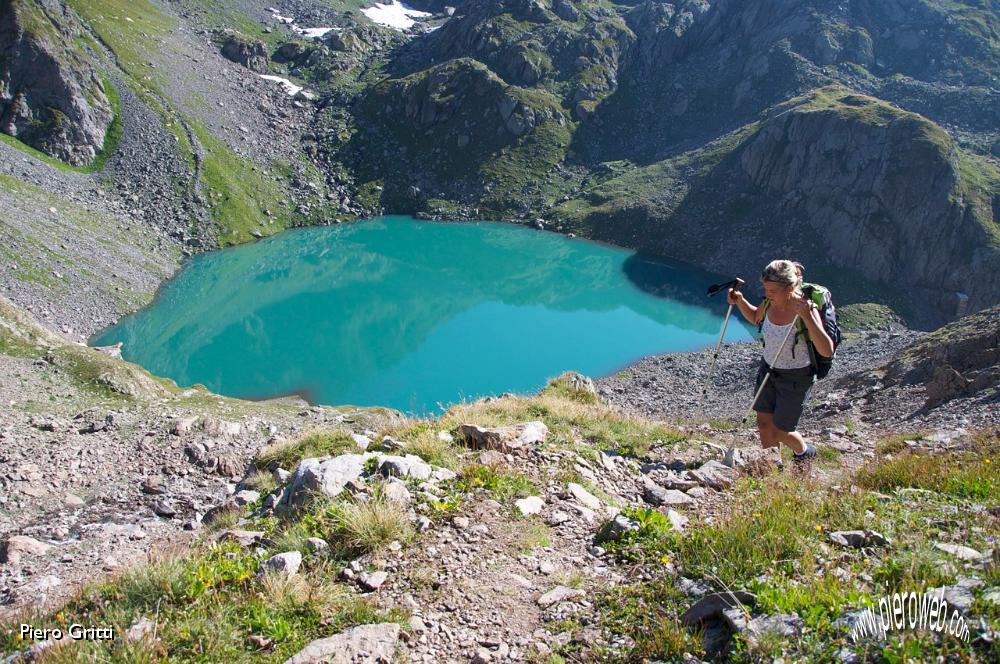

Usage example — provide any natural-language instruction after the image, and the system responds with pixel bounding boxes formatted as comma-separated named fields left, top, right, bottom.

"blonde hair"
left=762, top=259, right=803, bottom=290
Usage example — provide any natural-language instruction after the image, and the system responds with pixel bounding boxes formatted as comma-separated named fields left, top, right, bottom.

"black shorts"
left=753, top=360, right=815, bottom=432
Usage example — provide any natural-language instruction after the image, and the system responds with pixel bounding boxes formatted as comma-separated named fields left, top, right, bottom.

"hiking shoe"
left=793, top=443, right=817, bottom=462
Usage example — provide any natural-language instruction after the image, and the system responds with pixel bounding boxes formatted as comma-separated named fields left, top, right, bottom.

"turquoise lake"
left=91, top=216, right=754, bottom=414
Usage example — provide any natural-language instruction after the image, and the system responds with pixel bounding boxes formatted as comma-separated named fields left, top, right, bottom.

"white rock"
left=934, top=542, right=984, bottom=561
left=515, top=496, right=545, bottom=516
left=537, top=585, right=585, bottom=607
left=567, top=482, right=603, bottom=511
left=283, top=623, right=401, bottom=664
left=260, top=551, right=302, bottom=579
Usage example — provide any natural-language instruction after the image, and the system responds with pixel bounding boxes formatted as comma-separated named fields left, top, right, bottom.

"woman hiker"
left=727, top=259, right=834, bottom=463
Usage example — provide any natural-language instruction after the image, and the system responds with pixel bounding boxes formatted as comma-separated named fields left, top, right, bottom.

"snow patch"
left=267, top=8, right=295, bottom=24
left=295, top=26, right=339, bottom=39
left=259, top=74, right=303, bottom=97
left=361, top=1, right=432, bottom=30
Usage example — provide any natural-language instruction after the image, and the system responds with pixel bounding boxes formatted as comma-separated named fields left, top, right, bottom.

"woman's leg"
left=773, top=427, right=807, bottom=454
left=756, top=412, right=780, bottom=448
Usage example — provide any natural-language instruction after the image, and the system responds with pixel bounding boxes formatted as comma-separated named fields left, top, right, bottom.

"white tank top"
left=762, top=314, right=812, bottom=369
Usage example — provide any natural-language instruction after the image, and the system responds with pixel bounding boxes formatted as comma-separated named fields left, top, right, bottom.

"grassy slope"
left=0, top=370, right=996, bottom=661
left=0, top=172, right=177, bottom=314
left=64, top=0, right=294, bottom=245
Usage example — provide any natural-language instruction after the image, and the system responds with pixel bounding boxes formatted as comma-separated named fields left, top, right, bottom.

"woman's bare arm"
left=727, top=289, right=763, bottom=325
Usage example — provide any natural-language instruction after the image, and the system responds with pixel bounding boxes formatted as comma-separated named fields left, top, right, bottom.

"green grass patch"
left=456, top=464, right=538, bottom=504
left=256, top=429, right=359, bottom=471
left=0, top=541, right=401, bottom=661
left=838, top=302, right=901, bottom=331
left=189, top=121, right=291, bottom=245
left=856, top=432, right=1000, bottom=500
left=297, top=488, right=414, bottom=557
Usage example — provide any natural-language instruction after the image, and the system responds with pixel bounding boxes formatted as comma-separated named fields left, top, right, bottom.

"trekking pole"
left=742, top=313, right=800, bottom=424
left=703, top=278, right=744, bottom=395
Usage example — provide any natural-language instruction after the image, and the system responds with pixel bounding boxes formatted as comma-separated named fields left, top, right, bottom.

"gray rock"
left=595, top=514, right=639, bottom=543
left=219, top=30, right=269, bottom=72
left=456, top=421, right=548, bottom=452
left=216, top=530, right=266, bottom=548
left=233, top=490, right=260, bottom=506
left=681, top=591, right=757, bottom=626
left=260, top=551, right=302, bottom=579
left=537, top=585, right=584, bottom=607
left=284, top=454, right=368, bottom=506
left=1, top=535, right=52, bottom=564
left=151, top=499, right=176, bottom=518
left=359, top=570, right=388, bottom=591
left=515, top=496, right=544, bottom=516
left=306, top=537, right=329, bottom=554
left=934, top=542, right=984, bottom=561
left=378, top=455, right=432, bottom=481
left=0, top=1, right=114, bottom=165
left=351, top=433, right=372, bottom=450
left=567, top=482, right=602, bottom=510
left=382, top=481, right=412, bottom=505
left=283, top=623, right=401, bottom=664
left=830, top=530, right=890, bottom=548
left=929, top=584, right=976, bottom=614
left=643, top=482, right=695, bottom=507
left=689, top=460, right=735, bottom=490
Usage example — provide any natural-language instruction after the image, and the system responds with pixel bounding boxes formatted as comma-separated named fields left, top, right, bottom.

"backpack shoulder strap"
left=756, top=299, right=771, bottom=331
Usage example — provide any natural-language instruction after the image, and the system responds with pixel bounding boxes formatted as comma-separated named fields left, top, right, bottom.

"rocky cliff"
left=738, top=87, right=1000, bottom=315
left=0, top=0, right=114, bottom=165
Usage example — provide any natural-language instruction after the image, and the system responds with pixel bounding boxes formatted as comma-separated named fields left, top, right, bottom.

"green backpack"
left=758, top=283, right=843, bottom=379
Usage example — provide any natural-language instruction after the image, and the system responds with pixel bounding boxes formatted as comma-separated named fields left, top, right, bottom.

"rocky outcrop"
left=0, top=0, right=113, bottom=165
left=218, top=30, right=269, bottom=73
left=880, top=304, right=1000, bottom=407
left=739, top=87, right=1000, bottom=315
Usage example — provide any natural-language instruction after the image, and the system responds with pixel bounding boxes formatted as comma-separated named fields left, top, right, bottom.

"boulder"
left=282, top=454, right=368, bottom=507
left=537, top=585, right=584, bottom=607
left=515, top=496, right=545, bottom=516
left=382, top=481, right=412, bottom=505
left=378, top=455, right=432, bottom=480
left=359, top=570, right=388, bottom=591
left=567, top=482, right=602, bottom=511
left=283, top=623, right=401, bottom=664
left=595, top=514, right=639, bottom=544
left=689, top=460, right=734, bottom=490
left=218, top=30, right=269, bottom=72
left=643, top=482, right=695, bottom=507
left=934, top=542, right=984, bottom=561
left=1, top=535, right=52, bottom=564
left=456, top=421, right=548, bottom=452
left=260, top=551, right=302, bottom=579
left=681, top=591, right=757, bottom=626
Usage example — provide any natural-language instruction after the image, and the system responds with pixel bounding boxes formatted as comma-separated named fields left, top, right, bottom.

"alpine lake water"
left=91, top=216, right=754, bottom=415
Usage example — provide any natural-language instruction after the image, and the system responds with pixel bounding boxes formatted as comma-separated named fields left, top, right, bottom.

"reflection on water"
left=92, top=216, right=753, bottom=414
